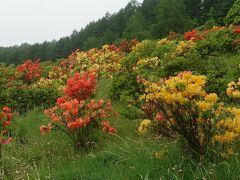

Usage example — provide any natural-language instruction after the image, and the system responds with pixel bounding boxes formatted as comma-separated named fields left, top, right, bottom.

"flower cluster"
left=175, top=40, right=196, bottom=56
left=184, top=30, right=204, bottom=41
left=211, top=107, right=240, bottom=158
left=31, top=78, right=65, bottom=92
left=234, top=27, right=240, bottom=34
left=56, top=44, right=127, bottom=79
left=136, top=57, right=160, bottom=68
left=157, top=38, right=171, bottom=45
left=64, top=71, right=97, bottom=101
left=101, top=120, right=117, bottom=134
left=226, top=80, right=240, bottom=98
left=74, top=45, right=124, bottom=79
left=138, top=119, right=151, bottom=134
left=140, top=71, right=206, bottom=105
left=0, top=106, right=13, bottom=145
left=16, top=60, right=42, bottom=83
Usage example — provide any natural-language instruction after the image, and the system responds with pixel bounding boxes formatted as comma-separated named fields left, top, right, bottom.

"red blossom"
left=3, top=106, right=11, bottom=113
left=101, top=120, right=117, bottom=134
left=56, top=97, right=67, bottom=105
left=1, top=137, right=13, bottom=145
left=234, top=27, right=240, bottom=34
left=0, top=106, right=14, bottom=145
left=184, top=30, right=204, bottom=41
left=40, top=123, right=53, bottom=135
left=64, top=71, right=97, bottom=101
left=16, top=60, right=42, bottom=82
left=155, top=113, right=165, bottom=123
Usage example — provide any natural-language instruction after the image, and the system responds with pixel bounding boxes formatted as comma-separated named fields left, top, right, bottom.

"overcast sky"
left=0, top=0, right=142, bottom=47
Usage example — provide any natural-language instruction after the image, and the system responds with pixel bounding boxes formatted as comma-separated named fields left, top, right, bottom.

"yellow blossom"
left=138, top=119, right=152, bottom=134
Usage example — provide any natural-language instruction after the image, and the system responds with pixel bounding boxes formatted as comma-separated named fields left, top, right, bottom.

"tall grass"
left=1, top=79, right=240, bottom=179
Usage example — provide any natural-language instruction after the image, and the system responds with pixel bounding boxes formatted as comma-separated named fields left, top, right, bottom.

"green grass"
left=1, top=79, right=240, bottom=179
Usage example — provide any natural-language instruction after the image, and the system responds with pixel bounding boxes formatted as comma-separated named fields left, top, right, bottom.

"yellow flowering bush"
left=140, top=71, right=240, bottom=158
left=70, top=45, right=124, bottom=79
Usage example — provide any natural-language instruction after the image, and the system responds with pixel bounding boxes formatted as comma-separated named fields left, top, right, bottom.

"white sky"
left=0, top=0, right=142, bottom=47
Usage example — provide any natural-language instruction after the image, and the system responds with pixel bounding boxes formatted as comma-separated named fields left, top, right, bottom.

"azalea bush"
left=57, top=43, right=129, bottom=79
left=64, top=71, right=97, bottom=101
left=140, top=71, right=240, bottom=159
left=41, top=71, right=117, bottom=149
left=16, top=59, right=42, bottom=83
left=184, top=30, right=204, bottom=41
left=0, top=106, right=14, bottom=166
left=0, top=106, right=13, bottom=145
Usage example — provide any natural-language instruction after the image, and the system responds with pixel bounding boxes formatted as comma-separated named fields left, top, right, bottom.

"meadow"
left=0, top=26, right=240, bottom=179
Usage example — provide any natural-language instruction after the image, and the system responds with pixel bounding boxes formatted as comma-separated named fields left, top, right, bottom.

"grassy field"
left=2, top=79, right=240, bottom=180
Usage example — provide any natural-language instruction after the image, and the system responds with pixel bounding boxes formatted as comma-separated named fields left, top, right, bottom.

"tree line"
left=0, top=0, right=237, bottom=64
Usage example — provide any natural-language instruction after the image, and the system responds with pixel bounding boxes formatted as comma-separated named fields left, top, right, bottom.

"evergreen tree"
left=151, top=0, right=190, bottom=38
left=123, top=12, right=148, bottom=40
left=225, top=0, right=240, bottom=25
left=208, top=0, right=235, bottom=25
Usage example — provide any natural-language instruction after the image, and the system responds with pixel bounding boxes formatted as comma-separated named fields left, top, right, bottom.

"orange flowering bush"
left=40, top=71, right=117, bottom=149
left=42, top=98, right=116, bottom=149
left=16, top=59, right=42, bottom=83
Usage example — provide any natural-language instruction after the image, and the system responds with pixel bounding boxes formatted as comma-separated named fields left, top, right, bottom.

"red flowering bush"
left=41, top=71, right=117, bottom=149
left=234, top=27, right=240, bottom=34
left=0, top=106, right=13, bottom=145
left=16, top=59, right=42, bottom=83
left=184, top=30, right=204, bottom=41
left=64, top=71, right=97, bottom=101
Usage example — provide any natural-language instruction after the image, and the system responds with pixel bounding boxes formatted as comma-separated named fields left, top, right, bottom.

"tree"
left=225, top=0, right=240, bottom=25
left=83, top=36, right=100, bottom=50
left=123, top=12, right=149, bottom=40
left=141, top=0, right=160, bottom=25
left=207, top=0, right=235, bottom=25
left=151, top=0, right=190, bottom=38
left=102, top=29, right=116, bottom=44
left=184, top=0, right=202, bottom=19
